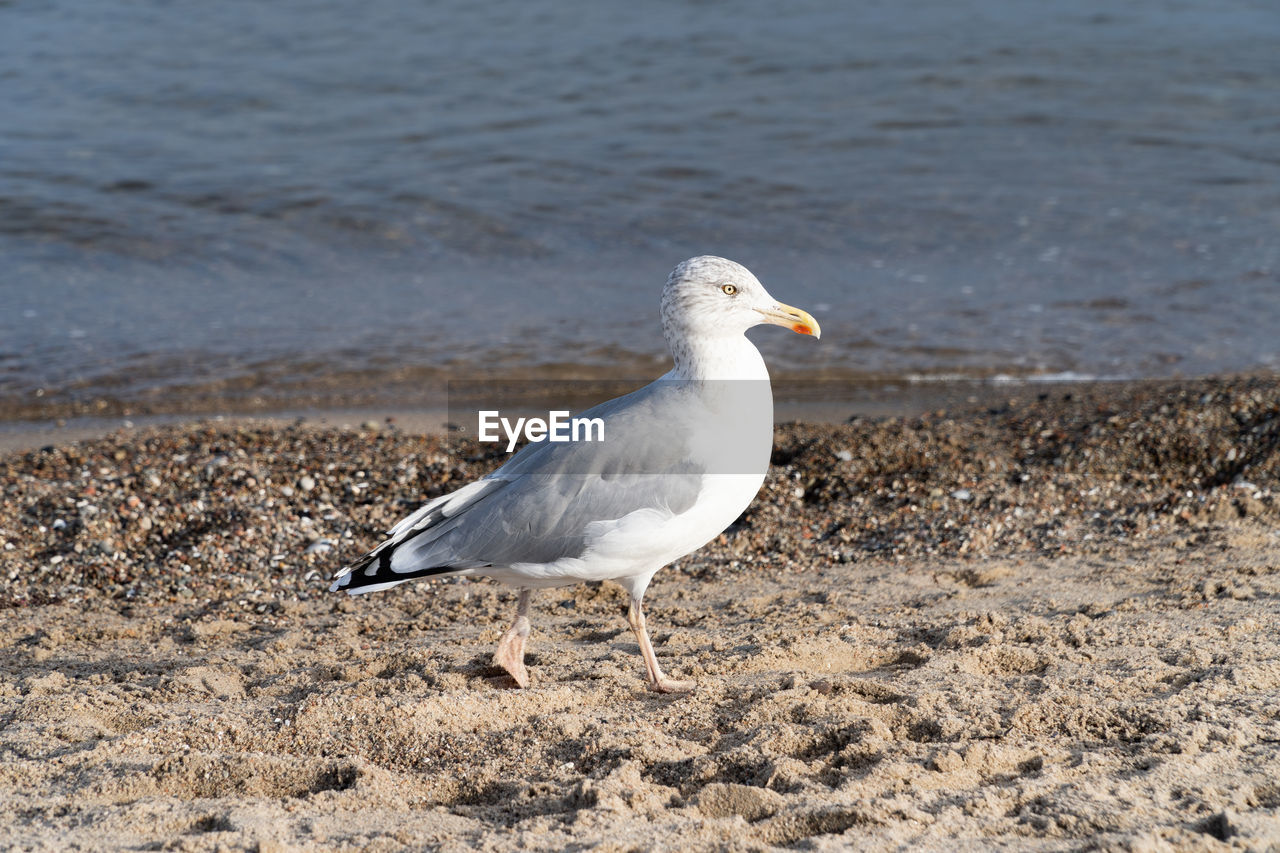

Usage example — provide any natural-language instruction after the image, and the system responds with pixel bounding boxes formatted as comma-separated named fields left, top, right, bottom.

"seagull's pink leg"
left=627, top=597, right=695, bottom=693
left=494, top=589, right=533, bottom=688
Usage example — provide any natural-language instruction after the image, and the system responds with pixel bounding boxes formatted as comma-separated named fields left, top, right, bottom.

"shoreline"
left=0, top=373, right=1251, bottom=455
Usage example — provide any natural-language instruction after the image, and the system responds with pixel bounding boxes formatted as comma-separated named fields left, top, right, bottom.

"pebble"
left=299, top=476, right=317, bottom=492
left=304, top=539, right=335, bottom=555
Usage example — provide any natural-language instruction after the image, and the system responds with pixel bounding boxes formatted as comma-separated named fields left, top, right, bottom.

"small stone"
left=304, top=539, right=334, bottom=555
left=951, top=489, right=972, bottom=501
left=139, top=516, right=153, bottom=532
left=299, top=476, right=317, bottom=492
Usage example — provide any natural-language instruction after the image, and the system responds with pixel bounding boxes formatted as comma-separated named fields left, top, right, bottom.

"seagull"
left=331, top=256, right=820, bottom=692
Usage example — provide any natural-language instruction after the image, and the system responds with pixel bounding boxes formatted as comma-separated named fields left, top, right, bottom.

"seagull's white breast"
left=485, top=335, right=775, bottom=592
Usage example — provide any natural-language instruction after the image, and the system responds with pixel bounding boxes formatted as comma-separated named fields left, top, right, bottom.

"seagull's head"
left=661, top=256, right=821, bottom=343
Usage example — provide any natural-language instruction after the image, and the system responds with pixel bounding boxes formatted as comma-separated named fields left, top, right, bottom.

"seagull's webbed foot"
left=494, top=589, right=532, bottom=688
left=627, top=597, right=695, bottom=694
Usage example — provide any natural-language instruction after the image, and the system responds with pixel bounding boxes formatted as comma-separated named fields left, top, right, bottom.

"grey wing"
left=332, top=379, right=707, bottom=592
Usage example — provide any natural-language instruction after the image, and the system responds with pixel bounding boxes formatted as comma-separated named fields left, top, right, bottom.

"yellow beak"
left=754, top=302, right=821, bottom=339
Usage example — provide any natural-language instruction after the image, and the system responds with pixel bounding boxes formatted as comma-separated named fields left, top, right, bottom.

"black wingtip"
left=329, top=538, right=463, bottom=594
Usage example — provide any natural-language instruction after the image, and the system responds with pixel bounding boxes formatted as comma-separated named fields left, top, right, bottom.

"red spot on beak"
left=793, top=323, right=813, bottom=335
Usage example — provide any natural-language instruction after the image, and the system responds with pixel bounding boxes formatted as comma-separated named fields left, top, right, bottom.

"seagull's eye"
left=721, top=284, right=738, bottom=296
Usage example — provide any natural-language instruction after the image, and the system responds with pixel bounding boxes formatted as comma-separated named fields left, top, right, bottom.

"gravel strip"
left=2, top=376, right=1276, bottom=610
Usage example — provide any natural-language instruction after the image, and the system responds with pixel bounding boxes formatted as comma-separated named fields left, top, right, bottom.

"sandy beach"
left=2, top=377, right=1278, bottom=850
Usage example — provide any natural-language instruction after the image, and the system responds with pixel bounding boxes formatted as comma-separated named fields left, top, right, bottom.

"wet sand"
left=1, top=377, right=1278, bottom=850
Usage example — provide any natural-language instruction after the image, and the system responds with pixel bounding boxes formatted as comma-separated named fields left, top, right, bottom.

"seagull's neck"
left=668, top=332, right=769, bottom=381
